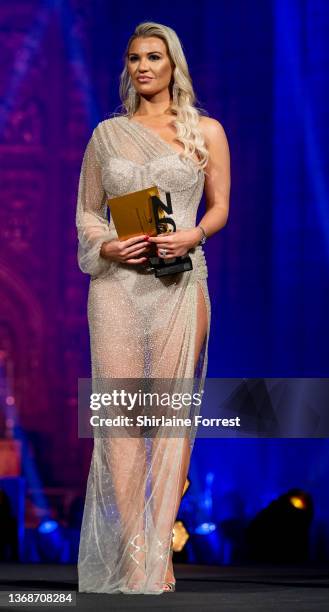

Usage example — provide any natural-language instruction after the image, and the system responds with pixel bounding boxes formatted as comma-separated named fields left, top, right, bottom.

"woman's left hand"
left=147, top=227, right=201, bottom=259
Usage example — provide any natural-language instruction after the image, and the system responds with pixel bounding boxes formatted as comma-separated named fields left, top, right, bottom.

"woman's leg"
left=148, top=281, right=209, bottom=587
left=166, top=281, right=208, bottom=583
left=84, top=281, right=148, bottom=592
left=169, top=281, right=208, bottom=527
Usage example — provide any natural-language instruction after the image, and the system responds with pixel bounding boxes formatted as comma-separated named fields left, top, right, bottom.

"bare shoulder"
left=198, top=115, right=229, bottom=149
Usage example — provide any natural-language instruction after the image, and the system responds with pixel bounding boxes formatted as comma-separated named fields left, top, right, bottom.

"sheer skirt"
left=78, top=271, right=210, bottom=594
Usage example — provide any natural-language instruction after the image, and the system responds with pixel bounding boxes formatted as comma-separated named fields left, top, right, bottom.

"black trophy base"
left=148, top=255, right=193, bottom=277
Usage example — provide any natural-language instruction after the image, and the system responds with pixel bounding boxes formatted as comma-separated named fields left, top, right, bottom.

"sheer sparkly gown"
left=76, top=114, right=211, bottom=594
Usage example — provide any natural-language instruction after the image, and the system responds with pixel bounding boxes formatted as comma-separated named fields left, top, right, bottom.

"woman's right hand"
left=100, top=234, right=151, bottom=265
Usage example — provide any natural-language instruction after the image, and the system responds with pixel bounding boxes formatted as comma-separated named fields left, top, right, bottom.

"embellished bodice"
left=93, top=115, right=205, bottom=232
left=76, top=114, right=208, bottom=282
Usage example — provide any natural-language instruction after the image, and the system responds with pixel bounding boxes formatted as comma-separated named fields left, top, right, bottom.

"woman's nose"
left=138, top=59, right=149, bottom=70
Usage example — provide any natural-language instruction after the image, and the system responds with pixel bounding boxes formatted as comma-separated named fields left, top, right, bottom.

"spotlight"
left=246, top=488, right=314, bottom=563
left=288, top=493, right=308, bottom=510
left=195, top=521, right=217, bottom=535
left=191, top=521, right=220, bottom=564
left=172, top=478, right=190, bottom=553
left=182, top=478, right=190, bottom=496
left=38, top=519, right=59, bottom=535
left=172, top=520, right=189, bottom=552
left=36, top=518, right=67, bottom=562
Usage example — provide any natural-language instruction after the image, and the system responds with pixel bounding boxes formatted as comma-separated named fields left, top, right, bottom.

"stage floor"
left=0, top=563, right=328, bottom=611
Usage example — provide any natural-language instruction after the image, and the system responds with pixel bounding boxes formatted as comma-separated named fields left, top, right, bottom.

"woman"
left=76, top=21, right=230, bottom=595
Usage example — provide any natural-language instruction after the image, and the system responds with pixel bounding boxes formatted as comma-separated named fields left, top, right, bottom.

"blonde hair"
left=116, top=21, right=210, bottom=171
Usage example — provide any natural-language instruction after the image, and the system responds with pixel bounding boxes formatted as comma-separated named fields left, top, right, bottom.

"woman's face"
left=127, top=36, right=173, bottom=98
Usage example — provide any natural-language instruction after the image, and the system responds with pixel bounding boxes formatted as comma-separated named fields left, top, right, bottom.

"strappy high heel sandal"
left=162, top=542, right=176, bottom=593
left=152, top=537, right=176, bottom=593
left=142, top=532, right=176, bottom=595
left=120, top=533, right=148, bottom=594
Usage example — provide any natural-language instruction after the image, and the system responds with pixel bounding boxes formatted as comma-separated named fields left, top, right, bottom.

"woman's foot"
left=121, top=533, right=147, bottom=594
left=163, top=545, right=176, bottom=592
left=164, top=555, right=175, bottom=582
left=163, top=582, right=176, bottom=592
left=145, top=538, right=176, bottom=594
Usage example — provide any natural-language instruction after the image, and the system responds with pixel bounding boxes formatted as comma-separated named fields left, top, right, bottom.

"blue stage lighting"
left=38, top=519, right=59, bottom=534
left=195, top=522, right=217, bottom=535
left=191, top=523, right=221, bottom=564
left=36, top=519, right=68, bottom=562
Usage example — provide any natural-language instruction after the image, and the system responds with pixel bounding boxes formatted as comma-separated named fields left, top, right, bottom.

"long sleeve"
left=76, top=130, right=113, bottom=276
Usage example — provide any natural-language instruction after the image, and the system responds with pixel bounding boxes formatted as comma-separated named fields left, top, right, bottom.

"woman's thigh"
left=148, top=280, right=209, bottom=379
left=88, top=279, right=145, bottom=378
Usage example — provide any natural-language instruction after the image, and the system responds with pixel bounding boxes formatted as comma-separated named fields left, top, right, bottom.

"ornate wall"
left=0, top=3, right=95, bottom=501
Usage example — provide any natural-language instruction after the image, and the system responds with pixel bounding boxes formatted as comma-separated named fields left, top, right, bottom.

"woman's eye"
left=129, top=55, right=160, bottom=62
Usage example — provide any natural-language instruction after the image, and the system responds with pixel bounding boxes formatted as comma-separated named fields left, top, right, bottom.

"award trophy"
left=108, top=187, right=193, bottom=278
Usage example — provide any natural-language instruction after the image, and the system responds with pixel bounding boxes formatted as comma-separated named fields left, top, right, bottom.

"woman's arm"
left=195, top=116, right=231, bottom=241
left=147, top=117, right=231, bottom=257
left=75, top=131, right=113, bottom=276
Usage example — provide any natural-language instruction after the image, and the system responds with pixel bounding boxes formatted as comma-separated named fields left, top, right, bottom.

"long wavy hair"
left=115, top=21, right=210, bottom=171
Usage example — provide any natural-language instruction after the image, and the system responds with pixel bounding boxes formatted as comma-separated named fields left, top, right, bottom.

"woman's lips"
left=137, top=76, right=152, bottom=82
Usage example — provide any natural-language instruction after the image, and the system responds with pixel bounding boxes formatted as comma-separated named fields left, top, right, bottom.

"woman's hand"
left=100, top=234, right=151, bottom=265
left=147, top=228, right=201, bottom=259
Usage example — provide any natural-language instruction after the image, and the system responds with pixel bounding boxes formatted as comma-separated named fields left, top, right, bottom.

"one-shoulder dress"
left=76, top=115, right=211, bottom=594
